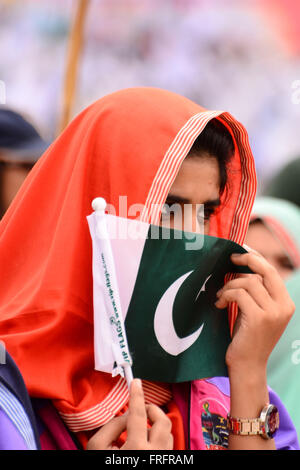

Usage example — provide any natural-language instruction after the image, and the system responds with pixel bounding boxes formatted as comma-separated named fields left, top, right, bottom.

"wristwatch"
left=227, top=404, right=279, bottom=439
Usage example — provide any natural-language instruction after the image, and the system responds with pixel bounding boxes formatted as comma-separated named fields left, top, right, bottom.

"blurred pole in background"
left=57, top=0, right=89, bottom=135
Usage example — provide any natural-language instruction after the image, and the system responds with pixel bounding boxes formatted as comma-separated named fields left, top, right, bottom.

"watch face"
left=265, top=405, right=279, bottom=438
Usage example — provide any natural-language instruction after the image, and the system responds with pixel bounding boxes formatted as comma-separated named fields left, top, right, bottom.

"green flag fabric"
left=88, top=212, right=249, bottom=383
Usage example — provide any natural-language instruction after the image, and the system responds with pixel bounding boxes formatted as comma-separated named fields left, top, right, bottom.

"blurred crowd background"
left=1, top=0, right=300, bottom=198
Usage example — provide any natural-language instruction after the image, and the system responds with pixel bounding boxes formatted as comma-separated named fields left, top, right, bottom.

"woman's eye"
left=161, top=203, right=170, bottom=216
left=161, top=203, right=217, bottom=226
left=202, top=207, right=215, bottom=221
left=279, top=259, right=294, bottom=271
left=161, top=202, right=181, bottom=218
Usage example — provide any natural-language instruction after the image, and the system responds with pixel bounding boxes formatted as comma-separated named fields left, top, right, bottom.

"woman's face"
left=245, top=221, right=295, bottom=280
left=160, top=155, right=221, bottom=235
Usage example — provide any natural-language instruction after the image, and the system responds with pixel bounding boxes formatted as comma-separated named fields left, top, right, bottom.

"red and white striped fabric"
left=59, top=379, right=172, bottom=432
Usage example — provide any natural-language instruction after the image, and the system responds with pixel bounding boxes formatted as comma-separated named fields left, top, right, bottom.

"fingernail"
left=134, top=378, right=142, bottom=388
left=242, top=244, right=251, bottom=252
left=216, top=289, right=222, bottom=297
left=231, top=253, right=241, bottom=258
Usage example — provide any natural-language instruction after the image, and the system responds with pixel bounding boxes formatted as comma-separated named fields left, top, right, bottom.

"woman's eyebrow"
left=165, top=194, right=221, bottom=207
left=203, top=198, right=221, bottom=209
left=165, top=194, right=190, bottom=204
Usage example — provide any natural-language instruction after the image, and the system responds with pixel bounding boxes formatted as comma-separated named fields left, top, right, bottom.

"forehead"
left=167, top=157, right=221, bottom=203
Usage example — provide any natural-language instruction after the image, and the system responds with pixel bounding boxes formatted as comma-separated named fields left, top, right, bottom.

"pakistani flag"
left=87, top=208, right=249, bottom=383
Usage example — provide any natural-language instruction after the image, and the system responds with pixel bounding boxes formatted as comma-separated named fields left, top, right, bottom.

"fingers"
left=215, top=285, right=263, bottom=316
left=217, top=251, right=294, bottom=317
left=230, top=252, right=290, bottom=303
left=242, top=244, right=263, bottom=257
left=216, top=251, right=295, bottom=332
left=216, top=275, right=273, bottom=311
left=124, top=381, right=173, bottom=450
left=87, top=379, right=175, bottom=451
left=218, top=249, right=296, bottom=373
left=89, top=379, right=148, bottom=450
left=86, top=415, right=127, bottom=450
left=126, top=379, right=148, bottom=443
left=147, top=404, right=173, bottom=450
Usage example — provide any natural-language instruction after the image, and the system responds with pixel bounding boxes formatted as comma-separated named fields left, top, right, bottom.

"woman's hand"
left=215, top=251, right=295, bottom=373
left=215, top=251, right=295, bottom=449
left=86, top=378, right=173, bottom=450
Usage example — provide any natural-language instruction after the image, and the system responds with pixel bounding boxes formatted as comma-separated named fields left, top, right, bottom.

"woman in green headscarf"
left=265, top=157, right=300, bottom=209
left=246, top=196, right=300, bottom=437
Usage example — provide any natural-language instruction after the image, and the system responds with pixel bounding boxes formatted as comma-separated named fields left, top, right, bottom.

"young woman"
left=0, top=88, right=297, bottom=450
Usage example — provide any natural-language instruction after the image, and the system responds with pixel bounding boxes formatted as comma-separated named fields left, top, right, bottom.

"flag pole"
left=92, top=198, right=133, bottom=389
left=57, top=0, right=89, bottom=135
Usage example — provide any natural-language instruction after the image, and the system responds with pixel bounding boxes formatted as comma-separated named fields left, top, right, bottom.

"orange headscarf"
left=0, top=88, right=256, bottom=438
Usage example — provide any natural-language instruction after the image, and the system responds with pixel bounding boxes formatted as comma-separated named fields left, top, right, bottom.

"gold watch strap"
left=227, top=404, right=279, bottom=439
left=227, top=415, right=263, bottom=436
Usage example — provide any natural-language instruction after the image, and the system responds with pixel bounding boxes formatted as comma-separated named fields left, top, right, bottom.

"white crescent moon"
left=154, top=271, right=211, bottom=356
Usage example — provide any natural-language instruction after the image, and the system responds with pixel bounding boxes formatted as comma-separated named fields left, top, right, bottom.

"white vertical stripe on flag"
left=87, top=202, right=133, bottom=383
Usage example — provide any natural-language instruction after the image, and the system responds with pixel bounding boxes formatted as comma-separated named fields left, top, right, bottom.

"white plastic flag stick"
left=91, top=197, right=133, bottom=388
